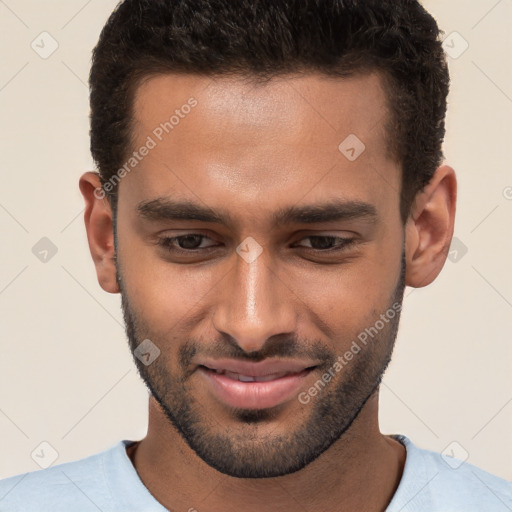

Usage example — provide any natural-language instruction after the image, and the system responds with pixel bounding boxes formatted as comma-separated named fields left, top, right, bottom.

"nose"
left=212, top=248, right=297, bottom=353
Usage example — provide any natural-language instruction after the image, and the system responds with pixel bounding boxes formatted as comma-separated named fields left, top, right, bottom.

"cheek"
left=118, top=237, right=225, bottom=329
left=117, top=207, right=403, bottom=343
left=290, top=246, right=402, bottom=341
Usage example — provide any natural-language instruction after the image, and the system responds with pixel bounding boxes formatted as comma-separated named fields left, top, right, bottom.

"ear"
left=404, top=165, right=457, bottom=288
left=79, top=172, right=120, bottom=294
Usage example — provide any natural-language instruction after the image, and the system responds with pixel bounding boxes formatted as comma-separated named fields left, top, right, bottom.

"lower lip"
left=198, top=367, right=314, bottom=410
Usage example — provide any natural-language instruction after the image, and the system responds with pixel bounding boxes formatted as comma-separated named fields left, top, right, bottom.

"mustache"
left=178, top=334, right=335, bottom=372
left=118, top=270, right=333, bottom=369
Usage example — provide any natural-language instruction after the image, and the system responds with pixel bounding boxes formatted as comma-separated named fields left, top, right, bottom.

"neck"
left=129, top=392, right=405, bottom=512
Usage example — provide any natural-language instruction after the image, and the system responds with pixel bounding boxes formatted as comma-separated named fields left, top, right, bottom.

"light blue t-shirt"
left=1, top=434, right=511, bottom=511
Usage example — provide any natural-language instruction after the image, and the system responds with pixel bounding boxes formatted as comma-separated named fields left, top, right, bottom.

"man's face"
left=115, top=72, right=405, bottom=478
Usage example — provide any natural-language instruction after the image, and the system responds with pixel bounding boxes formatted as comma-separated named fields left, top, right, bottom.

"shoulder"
left=0, top=442, right=124, bottom=512
left=388, top=435, right=512, bottom=511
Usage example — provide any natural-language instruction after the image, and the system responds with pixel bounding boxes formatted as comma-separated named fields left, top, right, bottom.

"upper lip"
left=199, top=359, right=319, bottom=377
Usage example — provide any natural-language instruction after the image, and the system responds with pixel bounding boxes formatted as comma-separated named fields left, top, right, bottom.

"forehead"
left=132, top=71, right=390, bottom=148
left=122, top=72, right=399, bottom=222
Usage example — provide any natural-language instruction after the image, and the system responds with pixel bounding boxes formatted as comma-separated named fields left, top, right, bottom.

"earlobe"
left=79, top=172, right=120, bottom=294
left=405, top=165, right=457, bottom=288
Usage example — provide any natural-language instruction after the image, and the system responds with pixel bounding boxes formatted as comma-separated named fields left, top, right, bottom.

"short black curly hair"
left=89, top=0, right=449, bottom=221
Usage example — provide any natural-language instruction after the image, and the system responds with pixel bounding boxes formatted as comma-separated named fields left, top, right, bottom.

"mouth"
left=201, top=366, right=315, bottom=381
left=198, top=363, right=318, bottom=410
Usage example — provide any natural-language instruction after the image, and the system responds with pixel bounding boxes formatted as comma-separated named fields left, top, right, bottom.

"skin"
left=80, top=71, right=456, bottom=511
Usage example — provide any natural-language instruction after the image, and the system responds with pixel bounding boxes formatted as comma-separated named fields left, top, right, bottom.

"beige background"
left=0, top=0, right=511, bottom=480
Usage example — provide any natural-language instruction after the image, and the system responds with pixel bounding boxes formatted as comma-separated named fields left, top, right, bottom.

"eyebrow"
left=136, top=198, right=378, bottom=227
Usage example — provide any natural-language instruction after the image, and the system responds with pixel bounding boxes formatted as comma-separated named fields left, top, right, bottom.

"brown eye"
left=158, top=234, right=218, bottom=253
left=308, top=236, right=337, bottom=250
left=176, top=234, right=204, bottom=249
left=296, top=236, right=354, bottom=251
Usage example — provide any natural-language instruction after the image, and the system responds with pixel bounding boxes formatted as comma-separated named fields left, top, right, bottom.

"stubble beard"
left=117, top=254, right=405, bottom=478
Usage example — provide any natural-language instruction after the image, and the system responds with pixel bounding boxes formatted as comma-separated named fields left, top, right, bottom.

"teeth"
left=207, top=367, right=303, bottom=382
left=220, top=370, right=290, bottom=382
left=238, top=374, right=257, bottom=382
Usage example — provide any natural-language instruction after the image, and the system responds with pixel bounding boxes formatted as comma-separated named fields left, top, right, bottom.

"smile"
left=198, top=365, right=315, bottom=410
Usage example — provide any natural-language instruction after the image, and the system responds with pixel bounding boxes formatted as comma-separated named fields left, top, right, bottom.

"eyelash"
left=157, top=234, right=356, bottom=255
